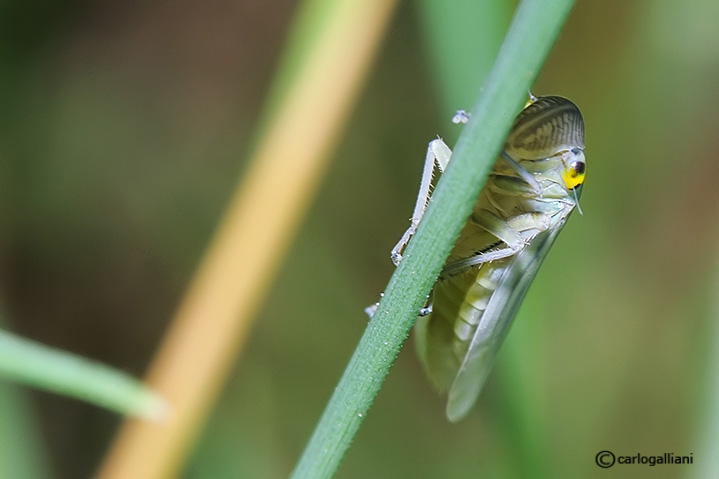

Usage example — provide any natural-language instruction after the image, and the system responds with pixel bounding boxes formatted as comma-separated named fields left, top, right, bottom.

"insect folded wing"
left=445, top=226, right=565, bottom=421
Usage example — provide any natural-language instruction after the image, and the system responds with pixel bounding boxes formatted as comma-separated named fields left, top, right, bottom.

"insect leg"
left=391, top=139, right=452, bottom=265
left=441, top=211, right=552, bottom=275
left=469, top=209, right=524, bottom=250
left=500, top=152, right=542, bottom=194
left=508, top=212, right=553, bottom=240
left=364, top=303, right=378, bottom=318
left=441, top=247, right=518, bottom=275
left=365, top=295, right=432, bottom=319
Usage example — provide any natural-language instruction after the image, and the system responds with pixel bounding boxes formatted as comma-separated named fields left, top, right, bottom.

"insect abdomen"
left=416, top=259, right=510, bottom=391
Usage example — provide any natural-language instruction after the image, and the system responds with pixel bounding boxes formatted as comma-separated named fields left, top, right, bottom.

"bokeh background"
left=1, top=0, right=718, bottom=478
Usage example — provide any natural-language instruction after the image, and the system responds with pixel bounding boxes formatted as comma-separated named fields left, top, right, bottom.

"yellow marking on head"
left=562, top=160, right=586, bottom=190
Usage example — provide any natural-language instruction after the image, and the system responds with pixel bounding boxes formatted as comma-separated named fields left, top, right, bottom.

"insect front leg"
left=390, top=138, right=452, bottom=265
left=500, top=152, right=542, bottom=194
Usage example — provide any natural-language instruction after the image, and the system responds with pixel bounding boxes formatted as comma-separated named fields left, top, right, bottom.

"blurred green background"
left=1, top=0, right=718, bottom=478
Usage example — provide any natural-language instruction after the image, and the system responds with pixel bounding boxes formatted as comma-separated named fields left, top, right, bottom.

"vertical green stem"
left=291, top=0, right=576, bottom=477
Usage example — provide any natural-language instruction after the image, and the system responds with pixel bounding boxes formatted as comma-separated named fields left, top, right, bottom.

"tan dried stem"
left=97, top=1, right=398, bottom=477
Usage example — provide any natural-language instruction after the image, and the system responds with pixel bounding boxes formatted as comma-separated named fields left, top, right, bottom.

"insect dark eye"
left=570, top=160, right=586, bottom=176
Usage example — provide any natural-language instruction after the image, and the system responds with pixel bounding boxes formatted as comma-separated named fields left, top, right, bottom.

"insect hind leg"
left=364, top=299, right=433, bottom=318
left=441, top=211, right=552, bottom=275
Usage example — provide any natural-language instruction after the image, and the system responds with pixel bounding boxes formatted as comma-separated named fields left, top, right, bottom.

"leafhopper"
left=389, top=95, right=585, bottom=421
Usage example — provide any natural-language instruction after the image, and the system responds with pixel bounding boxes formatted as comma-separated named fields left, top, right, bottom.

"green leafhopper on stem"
left=382, top=95, right=585, bottom=421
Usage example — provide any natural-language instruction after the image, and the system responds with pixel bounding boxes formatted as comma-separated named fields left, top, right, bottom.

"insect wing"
left=445, top=218, right=571, bottom=422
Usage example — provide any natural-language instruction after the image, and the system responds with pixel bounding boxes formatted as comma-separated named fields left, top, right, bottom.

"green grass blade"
left=291, top=0, right=576, bottom=477
left=0, top=330, right=166, bottom=419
